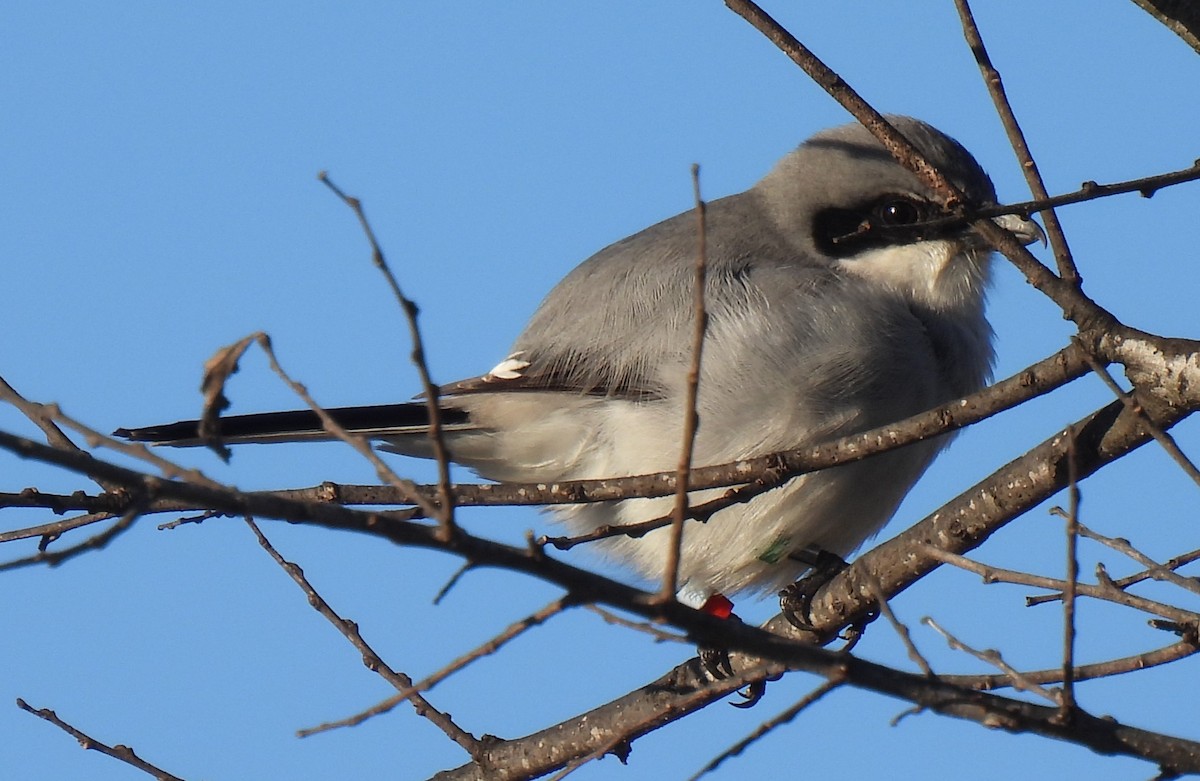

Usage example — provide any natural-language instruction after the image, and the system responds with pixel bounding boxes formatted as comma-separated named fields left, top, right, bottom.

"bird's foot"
left=694, top=594, right=772, bottom=708
left=779, top=548, right=848, bottom=632
left=837, top=607, right=879, bottom=652
left=697, top=594, right=736, bottom=679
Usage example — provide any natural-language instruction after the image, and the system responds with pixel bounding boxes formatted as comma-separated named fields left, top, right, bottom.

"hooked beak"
left=991, top=212, right=1047, bottom=247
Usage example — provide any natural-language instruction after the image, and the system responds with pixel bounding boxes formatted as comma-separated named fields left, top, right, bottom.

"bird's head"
left=757, top=116, right=1042, bottom=311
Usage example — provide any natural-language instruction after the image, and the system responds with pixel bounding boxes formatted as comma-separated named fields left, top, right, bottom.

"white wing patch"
left=486, top=352, right=532, bottom=381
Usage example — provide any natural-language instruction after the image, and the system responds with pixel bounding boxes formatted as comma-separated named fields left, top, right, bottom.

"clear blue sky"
left=4, top=2, right=1199, bottom=779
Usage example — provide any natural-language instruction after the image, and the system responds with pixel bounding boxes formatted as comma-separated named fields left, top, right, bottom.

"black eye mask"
left=813, top=195, right=970, bottom=257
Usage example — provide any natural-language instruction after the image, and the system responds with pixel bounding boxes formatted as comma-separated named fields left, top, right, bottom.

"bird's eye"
left=873, top=198, right=925, bottom=227
left=812, top=197, right=940, bottom=257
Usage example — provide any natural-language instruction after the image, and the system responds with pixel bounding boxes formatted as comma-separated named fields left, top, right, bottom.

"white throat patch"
left=835, top=239, right=987, bottom=311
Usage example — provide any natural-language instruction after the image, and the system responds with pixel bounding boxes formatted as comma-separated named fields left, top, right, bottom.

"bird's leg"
left=697, top=594, right=736, bottom=678
left=779, top=546, right=848, bottom=631
left=694, top=594, right=771, bottom=708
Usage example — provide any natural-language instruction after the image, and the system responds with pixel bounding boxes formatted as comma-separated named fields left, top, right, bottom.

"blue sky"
left=4, top=2, right=1199, bottom=779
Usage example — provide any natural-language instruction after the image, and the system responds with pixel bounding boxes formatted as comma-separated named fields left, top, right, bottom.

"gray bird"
left=118, top=116, right=1042, bottom=618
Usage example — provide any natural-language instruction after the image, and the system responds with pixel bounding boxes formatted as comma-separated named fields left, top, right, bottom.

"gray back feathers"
left=509, top=116, right=998, bottom=410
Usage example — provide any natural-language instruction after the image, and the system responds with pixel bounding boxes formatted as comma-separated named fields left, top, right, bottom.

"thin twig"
left=298, top=596, right=572, bottom=737
left=0, top=510, right=114, bottom=544
left=1060, top=425, right=1081, bottom=714
left=37, top=403, right=221, bottom=489
left=242, top=517, right=480, bottom=756
left=318, top=173, right=458, bottom=542
left=977, top=161, right=1200, bottom=217
left=954, top=0, right=1080, bottom=284
left=0, top=503, right=144, bottom=572
left=584, top=604, right=689, bottom=643
left=863, top=572, right=934, bottom=677
left=686, top=678, right=844, bottom=781
left=249, top=333, right=444, bottom=522
left=1075, top=525, right=1200, bottom=598
left=942, top=638, right=1200, bottom=691
left=432, top=561, right=475, bottom=605
left=1028, top=546, right=1200, bottom=607
left=157, top=510, right=221, bottom=530
left=16, top=698, right=186, bottom=781
left=660, top=164, right=709, bottom=602
left=0, top=376, right=84, bottom=456
left=920, top=545, right=1200, bottom=627
left=923, top=618, right=1060, bottom=704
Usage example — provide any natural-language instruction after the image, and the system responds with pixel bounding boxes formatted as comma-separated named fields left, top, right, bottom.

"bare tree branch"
left=924, top=617, right=1060, bottom=704
left=319, top=173, right=459, bottom=542
left=298, top=596, right=573, bottom=738
left=243, top=517, right=479, bottom=756
left=16, top=698, right=187, bottom=781
left=1130, top=0, right=1200, bottom=53
left=660, top=163, right=709, bottom=602
left=941, top=639, right=1200, bottom=692
left=954, top=0, right=1080, bottom=284
left=921, top=546, right=1200, bottom=627
left=685, top=678, right=844, bottom=781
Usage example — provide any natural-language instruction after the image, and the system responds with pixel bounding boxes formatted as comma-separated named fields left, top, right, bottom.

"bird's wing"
left=461, top=190, right=830, bottom=404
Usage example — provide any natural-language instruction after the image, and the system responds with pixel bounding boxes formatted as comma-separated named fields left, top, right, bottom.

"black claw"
left=694, top=599, right=777, bottom=705
left=731, top=679, right=767, bottom=708
left=838, top=606, right=881, bottom=651
left=779, top=583, right=817, bottom=631
left=699, top=645, right=734, bottom=679
left=780, top=548, right=849, bottom=631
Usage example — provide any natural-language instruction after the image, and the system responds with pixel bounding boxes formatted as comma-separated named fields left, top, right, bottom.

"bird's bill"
left=991, top=212, right=1046, bottom=247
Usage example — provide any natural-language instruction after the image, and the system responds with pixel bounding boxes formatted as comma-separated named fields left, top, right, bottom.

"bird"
left=117, top=116, right=1042, bottom=624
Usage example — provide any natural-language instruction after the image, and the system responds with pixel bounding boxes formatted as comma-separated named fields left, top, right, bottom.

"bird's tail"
left=113, top=402, right=473, bottom=448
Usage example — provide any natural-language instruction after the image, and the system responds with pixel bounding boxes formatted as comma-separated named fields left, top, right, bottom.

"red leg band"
left=700, top=593, right=735, bottom=619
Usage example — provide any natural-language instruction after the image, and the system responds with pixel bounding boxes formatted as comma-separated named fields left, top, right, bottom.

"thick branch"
left=1130, top=0, right=1200, bottom=53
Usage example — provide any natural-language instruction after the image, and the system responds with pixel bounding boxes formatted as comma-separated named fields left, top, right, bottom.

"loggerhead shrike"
left=118, top=116, right=1042, bottom=619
